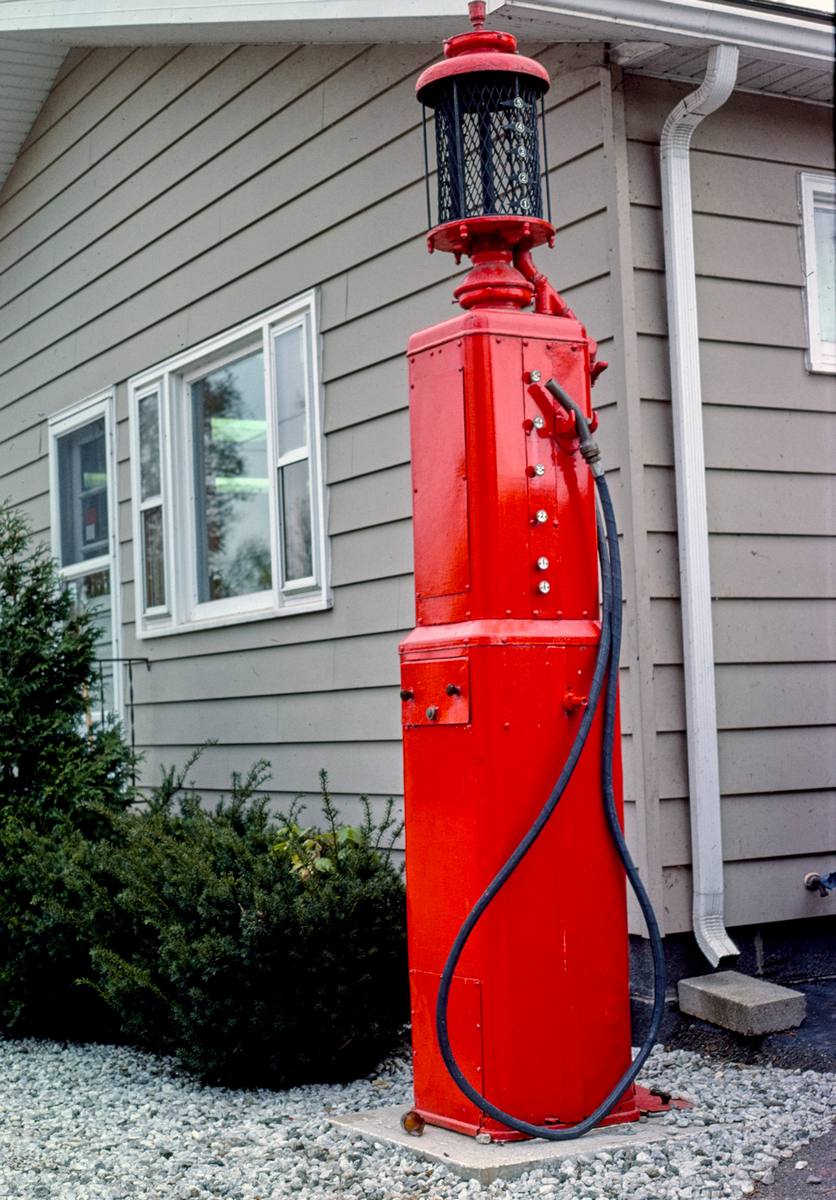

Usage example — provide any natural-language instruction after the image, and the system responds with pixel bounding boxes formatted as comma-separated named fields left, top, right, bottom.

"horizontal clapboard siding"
left=0, top=43, right=611, bottom=836
left=662, top=856, right=835, bottom=933
left=653, top=662, right=836, bottom=732
left=623, top=73, right=835, bottom=928
left=661, top=792, right=836, bottom=865
left=138, top=741, right=407, bottom=798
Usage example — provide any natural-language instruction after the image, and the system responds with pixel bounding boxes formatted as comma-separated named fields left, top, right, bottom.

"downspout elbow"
left=660, top=44, right=739, bottom=160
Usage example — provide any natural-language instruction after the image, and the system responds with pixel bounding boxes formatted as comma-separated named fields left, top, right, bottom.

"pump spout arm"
left=514, top=248, right=608, bottom=384
left=513, top=247, right=573, bottom=318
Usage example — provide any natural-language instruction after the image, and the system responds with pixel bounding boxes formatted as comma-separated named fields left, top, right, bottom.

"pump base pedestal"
left=332, top=1098, right=698, bottom=1184
left=407, top=1084, right=686, bottom=1143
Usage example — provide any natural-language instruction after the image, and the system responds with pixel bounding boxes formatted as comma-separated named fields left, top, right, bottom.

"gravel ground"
left=755, top=1123, right=836, bottom=1200
left=0, top=1038, right=833, bottom=1200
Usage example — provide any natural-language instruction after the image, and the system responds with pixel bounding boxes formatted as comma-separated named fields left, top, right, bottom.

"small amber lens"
left=400, top=1110, right=426, bottom=1137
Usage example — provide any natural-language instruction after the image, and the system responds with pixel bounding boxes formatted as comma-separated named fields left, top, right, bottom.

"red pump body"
left=397, top=2, right=666, bottom=1143
left=400, top=308, right=640, bottom=1141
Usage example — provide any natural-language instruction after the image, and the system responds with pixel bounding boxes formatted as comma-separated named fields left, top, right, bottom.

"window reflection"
left=142, top=506, right=166, bottom=609
left=67, top=570, right=114, bottom=714
left=814, top=204, right=835, bottom=343
left=191, top=350, right=272, bottom=602
left=275, top=324, right=307, bottom=454
left=281, top=459, right=313, bottom=581
left=138, top=393, right=161, bottom=501
left=57, top=418, right=109, bottom=567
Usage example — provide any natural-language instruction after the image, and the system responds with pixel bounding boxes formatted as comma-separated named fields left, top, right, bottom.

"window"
left=800, top=172, right=836, bottom=373
left=129, top=293, right=328, bottom=637
left=49, top=391, right=121, bottom=718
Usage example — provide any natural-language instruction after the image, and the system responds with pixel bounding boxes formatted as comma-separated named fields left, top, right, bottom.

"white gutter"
left=0, top=0, right=832, bottom=68
left=510, top=0, right=833, bottom=68
left=659, top=43, right=741, bottom=969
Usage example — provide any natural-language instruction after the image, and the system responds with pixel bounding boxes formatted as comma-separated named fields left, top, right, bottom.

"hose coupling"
left=579, top=439, right=604, bottom=477
left=544, top=377, right=605, bottom=476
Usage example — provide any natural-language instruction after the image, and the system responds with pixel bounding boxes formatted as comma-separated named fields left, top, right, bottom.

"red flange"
left=427, top=215, right=555, bottom=259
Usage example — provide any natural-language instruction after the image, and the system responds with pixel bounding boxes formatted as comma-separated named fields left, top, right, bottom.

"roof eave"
left=0, top=0, right=831, bottom=66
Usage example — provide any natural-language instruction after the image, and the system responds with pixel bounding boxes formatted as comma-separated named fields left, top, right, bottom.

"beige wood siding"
left=0, top=42, right=612, bottom=828
left=621, top=73, right=836, bottom=932
left=4, top=44, right=830, bottom=936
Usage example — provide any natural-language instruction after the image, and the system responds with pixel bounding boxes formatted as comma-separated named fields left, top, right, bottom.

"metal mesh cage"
left=424, top=72, right=549, bottom=226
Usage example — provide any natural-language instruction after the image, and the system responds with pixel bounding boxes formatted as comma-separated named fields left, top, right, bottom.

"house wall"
left=0, top=42, right=616, bottom=832
left=2, top=44, right=832, bottom=940
left=619, top=72, right=836, bottom=934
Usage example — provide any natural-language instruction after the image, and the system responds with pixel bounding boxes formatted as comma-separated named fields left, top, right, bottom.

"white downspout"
left=659, top=44, right=741, bottom=969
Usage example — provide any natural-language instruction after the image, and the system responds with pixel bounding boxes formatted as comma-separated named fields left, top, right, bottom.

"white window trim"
left=129, top=291, right=330, bottom=639
left=48, top=388, right=123, bottom=717
left=799, top=171, right=836, bottom=374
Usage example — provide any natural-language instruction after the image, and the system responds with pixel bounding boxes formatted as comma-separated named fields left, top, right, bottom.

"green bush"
left=79, top=762, right=409, bottom=1088
left=0, top=502, right=409, bottom=1084
left=0, top=504, right=134, bottom=1038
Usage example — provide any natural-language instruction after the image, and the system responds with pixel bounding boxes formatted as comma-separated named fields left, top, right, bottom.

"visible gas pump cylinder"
left=400, top=307, right=638, bottom=1140
left=395, top=1, right=664, bottom=1143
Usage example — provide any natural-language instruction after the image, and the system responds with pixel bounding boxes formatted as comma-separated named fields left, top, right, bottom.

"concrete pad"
left=678, top=970, right=806, bottom=1036
left=330, top=1104, right=710, bottom=1184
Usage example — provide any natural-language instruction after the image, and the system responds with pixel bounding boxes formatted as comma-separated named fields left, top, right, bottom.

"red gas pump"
left=399, top=3, right=673, bottom=1143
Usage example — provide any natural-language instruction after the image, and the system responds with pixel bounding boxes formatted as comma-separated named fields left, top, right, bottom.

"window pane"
left=274, top=324, right=307, bottom=454
left=138, top=391, right=161, bottom=501
left=191, top=350, right=272, bottom=602
left=281, top=459, right=313, bottom=582
left=814, top=203, right=836, bottom=343
left=68, top=569, right=114, bottom=715
left=142, top=505, right=166, bottom=610
left=57, top=417, right=109, bottom=566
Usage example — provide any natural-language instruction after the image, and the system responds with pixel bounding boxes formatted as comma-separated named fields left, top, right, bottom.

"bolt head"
left=538, top=580, right=551, bottom=594
left=534, top=463, right=545, bottom=476
left=528, top=369, right=542, bottom=383
left=532, top=415, right=545, bottom=429
left=425, top=705, right=439, bottom=721
left=537, top=556, right=549, bottom=570
left=535, top=509, right=548, bottom=524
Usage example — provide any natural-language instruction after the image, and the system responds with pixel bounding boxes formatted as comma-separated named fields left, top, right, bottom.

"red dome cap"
left=416, top=17, right=550, bottom=105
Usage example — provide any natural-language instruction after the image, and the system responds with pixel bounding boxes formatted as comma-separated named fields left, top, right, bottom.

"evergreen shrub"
left=0, top=502, right=409, bottom=1085
left=79, top=761, right=409, bottom=1088
left=0, top=504, right=134, bottom=1038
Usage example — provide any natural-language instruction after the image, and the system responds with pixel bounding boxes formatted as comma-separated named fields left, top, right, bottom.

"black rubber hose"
left=434, top=381, right=667, bottom=1141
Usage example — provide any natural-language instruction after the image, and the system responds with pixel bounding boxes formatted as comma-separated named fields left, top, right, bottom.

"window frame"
left=799, top=171, right=836, bottom=374
left=48, top=388, right=123, bottom=718
left=128, top=292, right=329, bottom=639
